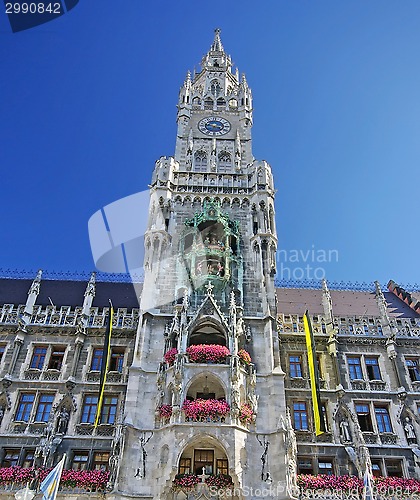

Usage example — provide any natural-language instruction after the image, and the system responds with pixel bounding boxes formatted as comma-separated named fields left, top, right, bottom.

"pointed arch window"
left=217, top=97, right=226, bottom=108
left=218, top=152, right=231, bottom=173
left=192, top=96, right=201, bottom=107
left=194, top=151, right=208, bottom=172
left=210, top=80, right=222, bottom=97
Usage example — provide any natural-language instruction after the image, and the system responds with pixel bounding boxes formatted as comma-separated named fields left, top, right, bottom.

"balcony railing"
left=379, top=432, right=398, bottom=445
left=362, top=431, right=378, bottom=444
left=0, top=304, right=139, bottom=330
left=75, top=423, right=115, bottom=437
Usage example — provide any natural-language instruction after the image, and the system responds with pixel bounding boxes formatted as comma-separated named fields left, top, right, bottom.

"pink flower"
left=0, top=467, right=109, bottom=491
left=186, top=344, right=230, bottom=364
left=164, top=348, right=178, bottom=366
left=182, top=398, right=230, bottom=421
left=158, top=404, right=173, bottom=418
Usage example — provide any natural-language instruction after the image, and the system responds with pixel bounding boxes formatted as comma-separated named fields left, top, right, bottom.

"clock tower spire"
left=175, top=28, right=253, bottom=172
left=118, top=30, right=287, bottom=500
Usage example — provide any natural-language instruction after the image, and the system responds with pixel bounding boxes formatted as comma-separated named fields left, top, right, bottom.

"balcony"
left=362, top=431, right=378, bottom=444
left=379, top=432, right=398, bottom=445
left=23, top=369, right=41, bottom=381
left=289, top=377, right=309, bottom=389
left=350, top=379, right=367, bottom=391
left=42, top=369, right=61, bottom=381
left=173, top=473, right=233, bottom=495
left=369, top=380, right=386, bottom=391
left=295, top=430, right=313, bottom=443
left=75, top=423, right=115, bottom=437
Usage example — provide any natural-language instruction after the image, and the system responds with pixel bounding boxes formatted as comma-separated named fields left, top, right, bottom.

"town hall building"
left=0, top=30, right=420, bottom=500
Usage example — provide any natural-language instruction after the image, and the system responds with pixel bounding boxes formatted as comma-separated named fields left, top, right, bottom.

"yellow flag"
left=94, top=302, right=113, bottom=427
left=303, top=310, right=325, bottom=436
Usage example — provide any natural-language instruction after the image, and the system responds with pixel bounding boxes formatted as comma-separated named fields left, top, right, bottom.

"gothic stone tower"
left=112, top=30, right=290, bottom=500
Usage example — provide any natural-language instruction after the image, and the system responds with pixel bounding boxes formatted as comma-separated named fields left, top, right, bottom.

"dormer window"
left=213, top=59, right=219, bottom=67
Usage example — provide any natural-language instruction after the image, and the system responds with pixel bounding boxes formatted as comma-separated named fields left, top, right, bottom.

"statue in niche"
left=249, top=364, right=256, bottom=387
left=404, top=417, right=417, bottom=444
left=280, top=410, right=298, bottom=497
left=339, top=418, right=352, bottom=443
left=230, top=355, right=240, bottom=382
left=35, top=422, right=61, bottom=467
left=174, top=354, right=184, bottom=381
left=248, top=392, right=258, bottom=415
left=108, top=423, right=124, bottom=487
left=231, top=385, right=240, bottom=414
left=172, top=379, right=182, bottom=407
left=157, top=362, right=166, bottom=391
left=56, top=407, right=70, bottom=434
left=156, top=390, right=165, bottom=409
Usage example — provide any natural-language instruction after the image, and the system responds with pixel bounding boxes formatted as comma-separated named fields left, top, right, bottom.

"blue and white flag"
left=363, top=465, right=375, bottom=500
left=40, top=455, right=65, bottom=500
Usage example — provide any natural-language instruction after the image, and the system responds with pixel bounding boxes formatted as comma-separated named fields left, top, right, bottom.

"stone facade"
left=0, top=29, right=420, bottom=500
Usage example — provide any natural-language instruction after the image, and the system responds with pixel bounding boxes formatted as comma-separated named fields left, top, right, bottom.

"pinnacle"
left=211, top=28, right=224, bottom=52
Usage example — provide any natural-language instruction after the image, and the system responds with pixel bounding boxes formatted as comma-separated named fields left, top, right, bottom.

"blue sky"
left=1, top=1, right=419, bottom=286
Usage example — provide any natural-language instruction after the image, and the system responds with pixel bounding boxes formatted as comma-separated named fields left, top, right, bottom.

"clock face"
left=198, top=116, right=231, bottom=136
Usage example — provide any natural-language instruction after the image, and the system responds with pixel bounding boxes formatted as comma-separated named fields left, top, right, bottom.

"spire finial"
left=84, top=272, right=96, bottom=298
left=211, top=28, right=224, bottom=52
left=205, top=281, right=214, bottom=296
left=28, top=269, right=42, bottom=295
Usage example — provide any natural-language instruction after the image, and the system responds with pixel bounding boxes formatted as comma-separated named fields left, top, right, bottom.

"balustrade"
left=0, top=303, right=139, bottom=330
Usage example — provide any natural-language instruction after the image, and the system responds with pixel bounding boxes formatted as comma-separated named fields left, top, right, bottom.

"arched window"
left=204, top=97, right=214, bottom=110
left=218, top=152, right=231, bottom=173
left=210, top=80, right=222, bottom=97
left=192, top=96, right=201, bottom=107
left=217, top=98, right=226, bottom=108
left=194, top=151, right=207, bottom=172
left=189, top=324, right=226, bottom=346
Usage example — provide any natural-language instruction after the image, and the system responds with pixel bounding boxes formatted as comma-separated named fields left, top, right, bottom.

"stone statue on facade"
left=230, top=355, right=240, bottom=382
left=404, top=417, right=417, bottom=444
left=339, top=418, right=352, bottom=443
left=247, top=390, right=258, bottom=414
left=108, top=423, right=124, bottom=489
left=281, top=409, right=298, bottom=498
left=231, top=385, right=240, bottom=415
left=35, top=421, right=62, bottom=467
left=56, top=407, right=70, bottom=434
